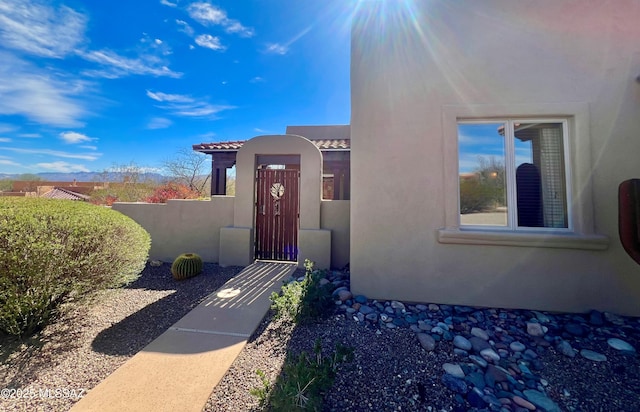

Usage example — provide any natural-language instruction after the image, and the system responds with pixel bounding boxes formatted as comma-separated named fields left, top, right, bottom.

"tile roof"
left=41, top=187, right=90, bottom=201
left=193, top=139, right=350, bottom=152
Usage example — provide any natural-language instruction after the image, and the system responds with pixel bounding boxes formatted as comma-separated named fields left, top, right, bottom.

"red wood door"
left=255, top=169, right=299, bottom=261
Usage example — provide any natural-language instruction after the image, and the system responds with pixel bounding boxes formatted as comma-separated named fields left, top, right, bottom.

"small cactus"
left=171, top=253, right=203, bottom=280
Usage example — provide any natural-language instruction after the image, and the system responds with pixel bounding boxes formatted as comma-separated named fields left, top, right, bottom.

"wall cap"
left=438, top=228, right=609, bottom=250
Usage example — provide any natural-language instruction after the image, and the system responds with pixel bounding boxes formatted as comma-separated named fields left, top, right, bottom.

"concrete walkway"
left=71, top=261, right=296, bottom=412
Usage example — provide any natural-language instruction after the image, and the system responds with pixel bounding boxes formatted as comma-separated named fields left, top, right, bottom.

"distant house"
left=0, top=180, right=98, bottom=200
left=40, top=187, right=90, bottom=201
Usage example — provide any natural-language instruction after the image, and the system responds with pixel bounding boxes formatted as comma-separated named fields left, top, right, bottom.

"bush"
left=270, top=260, right=334, bottom=325
left=459, top=178, right=494, bottom=214
left=0, top=198, right=151, bottom=336
left=252, top=339, right=353, bottom=411
left=145, top=182, right=200, bottom=203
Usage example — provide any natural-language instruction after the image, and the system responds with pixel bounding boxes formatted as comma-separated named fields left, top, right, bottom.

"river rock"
left=417, top=333, right=436, bottom=351
left=471, top=327, right=489, bottom=341
left=513, top=395, right=536, bottom=410
left=441, top=373, right=468, bottom=394
left=580, top=349, right=607, bottom=362
left=527, top=322, right=545, bottom=337
left=510, top=341, right=526, bottom=352
left=607, top=338, right=636, bottom=352
left=337, top=289, right=352, bottom=302
left=523, top=389, right=562, bottom=412
left=443, top=363, right=465, bottom=378
left=557, top=340, right=576, bottom=358
left=470, top=336, right=492, bottom=353
left=453, top=335, right=472, bottom=351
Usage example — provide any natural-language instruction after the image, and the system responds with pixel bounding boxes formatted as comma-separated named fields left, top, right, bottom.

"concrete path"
left=71, top=261, right=296, bottom=412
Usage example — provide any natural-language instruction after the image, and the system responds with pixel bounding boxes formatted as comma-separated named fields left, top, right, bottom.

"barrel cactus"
left=171, top=253, right=203, bottom=280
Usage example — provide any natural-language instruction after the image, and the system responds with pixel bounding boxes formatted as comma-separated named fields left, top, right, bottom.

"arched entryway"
left=219, top=134, right=331, bottom=268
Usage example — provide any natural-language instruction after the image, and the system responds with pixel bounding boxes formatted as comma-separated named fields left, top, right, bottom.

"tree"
left=459, top=156, right=506, bottom=214
left=0, top=179, right=12, bottom=192
left=161, top=149, right=211, bottom=196
left=90, top=162, right=157, bottom=205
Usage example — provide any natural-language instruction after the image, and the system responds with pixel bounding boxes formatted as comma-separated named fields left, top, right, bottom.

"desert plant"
left=249, top=369, right=272, bottom=408
left=171, top=253, right=203, bottom=280
left=0, top=198, right=150, bottom=336
left=261, top=339, right=354, bottom=411
left=269, top=260, right=334, bottom=324
left=145, top=182, right=200, bottom=203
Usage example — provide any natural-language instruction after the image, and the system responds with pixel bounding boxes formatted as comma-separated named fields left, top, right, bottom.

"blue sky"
left=0, top=0, right=353, bottom=174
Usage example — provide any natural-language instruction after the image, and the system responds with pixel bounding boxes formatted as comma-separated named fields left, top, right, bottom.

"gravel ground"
left=0, top=262, right=242, bottom=412
left=206, top=309, right=640, bottom=412
left=206, top=268, right=640, bottom=412
left=1, top=264, right=639, bottom=412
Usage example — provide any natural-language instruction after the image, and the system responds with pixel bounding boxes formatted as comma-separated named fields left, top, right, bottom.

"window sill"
left=437, top=229, right=610, bottom=250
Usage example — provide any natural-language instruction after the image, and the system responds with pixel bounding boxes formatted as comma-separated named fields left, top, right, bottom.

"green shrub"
left=0, top=198, right=151, bottom=336
left=459, top=178, right=494, bottom=214
left=171, top=253, right=203, bottom=280
left=270, top=260, right=334, bottom=325
left=255, top=339, right=354, bottom=411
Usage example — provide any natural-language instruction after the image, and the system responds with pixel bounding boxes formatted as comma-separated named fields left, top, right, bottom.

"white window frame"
left=438, top=102, right=609, bottom=250
left=457, top=118, right=573, bottom=233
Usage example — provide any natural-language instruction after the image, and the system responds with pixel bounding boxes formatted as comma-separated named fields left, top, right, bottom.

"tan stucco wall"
left=221, top=134, right=331, bottom=268
left=234, top=134, right=323, bottom=230
left=350, top=0, right=640, bottom=315
left=321, top=200, right=350, bottom=269
left=113, top=197, right=234, bottom=263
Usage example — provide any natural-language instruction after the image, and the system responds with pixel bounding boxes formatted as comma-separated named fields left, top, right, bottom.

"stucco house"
left=348, top=0, right=640, bottom=315
left=115, top=0, right=640, bottom=316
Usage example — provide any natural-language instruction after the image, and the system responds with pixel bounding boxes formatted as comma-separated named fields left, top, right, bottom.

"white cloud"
left=140, top=34, right=172, bottom=56
left=80, top=145, right=98, bottom=151
left=176, top=19, right=194, bottom=36
left=146, top=90, right=235, bottom=118
left=147, top=117, right=173, bottom=129
left=160, top=0, right=178, bottom=7
left=0, top=52, right=88, bottom=127
left=0, top=159, right=21, bottom=167
left=59, top=131, right=94, bottom=144
left=187, top=2, right=254, bottom=37
left=0, top=124, right=18, bottom=134
left=250, top=76, right=265, bottom=83
left=80, top=49, right=182, bottom=79
left=35, top=161, right=89, bottom=173
left=195, top=34, right=225, bottom=51
left=254, top=128, right=268, bottom=133
left=264, top=26, right=312, bottom=55
left=264, top=43, right=288, bottom=55
left=0, top=0, right=87, bottom=58
left=146, top=90, right=193, bottom=103
left=0, top=138, right=11, bottom=143
left=0, top=147, right=101, bottom=161
left=18, top=133, right=41, bottom=138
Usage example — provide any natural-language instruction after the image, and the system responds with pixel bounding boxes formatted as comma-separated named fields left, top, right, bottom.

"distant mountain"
left=0, top=171, right=168, bottom=183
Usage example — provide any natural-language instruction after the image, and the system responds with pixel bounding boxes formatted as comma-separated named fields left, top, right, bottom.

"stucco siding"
left=350, top=0, right=640, bottom=314
left=113, top=197, right=234, bottom=263
left=321, top=200, right=350, bottom=269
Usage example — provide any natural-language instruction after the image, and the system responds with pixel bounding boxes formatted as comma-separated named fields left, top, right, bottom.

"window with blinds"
left=458, top=119, right=570, bottom=230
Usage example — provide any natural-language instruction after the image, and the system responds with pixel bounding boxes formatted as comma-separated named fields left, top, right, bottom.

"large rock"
left=417, top=333, right=436, bottom=351
left=526, top=322, right=545, bottom=337
left=453, top=335, right=472, bottom=351
left=607, top=338, right=636, bottom=352
left=523, top=390, right=562, bottom=412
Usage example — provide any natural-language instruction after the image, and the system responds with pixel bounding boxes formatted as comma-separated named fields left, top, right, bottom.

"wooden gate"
left=255, top=169, right=299, bottom=261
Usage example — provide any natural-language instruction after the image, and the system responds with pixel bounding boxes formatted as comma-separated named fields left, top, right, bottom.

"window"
left=458, top=119, right=570, bottom=230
